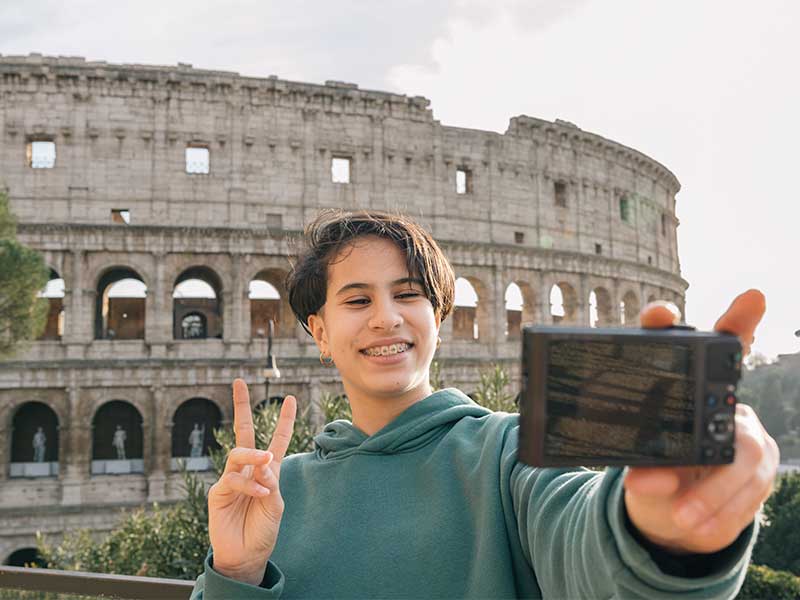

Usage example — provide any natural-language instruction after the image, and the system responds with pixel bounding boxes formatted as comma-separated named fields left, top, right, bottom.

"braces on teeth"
left=364, top=343, right=410, bottom=357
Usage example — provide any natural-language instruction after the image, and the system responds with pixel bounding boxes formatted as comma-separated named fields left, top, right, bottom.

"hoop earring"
left=320, top=352, right=334, bottom=367
left=436, top=336, right=442, bottom=350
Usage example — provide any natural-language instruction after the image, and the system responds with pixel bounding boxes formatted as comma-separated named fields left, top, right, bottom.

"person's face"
left=308, top=235, right=441, bottom=404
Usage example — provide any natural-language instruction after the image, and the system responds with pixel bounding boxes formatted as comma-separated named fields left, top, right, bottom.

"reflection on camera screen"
left=545, top=341, right=695, bottom=461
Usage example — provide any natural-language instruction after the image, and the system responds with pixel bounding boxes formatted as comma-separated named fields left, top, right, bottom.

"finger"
left=640, top=301, right=682, bottom=329
left=232, top=378, right=255, bottom=449
left=625, top=467, right=681, bottom=496
left=215, top=471, right=270, bottom=499
left=713, top=289, right=766, bottom=356
left=267, top=396, right=297, bottom=465
left=255, top=463, right=280, bottom=493
left=671, top=416, right=766, bottom=530
left=694, top=471, right=773, bottom=539
left=223, top=447, right=273, bottom=475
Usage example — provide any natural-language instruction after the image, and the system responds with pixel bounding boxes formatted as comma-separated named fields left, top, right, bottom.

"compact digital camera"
left=518, top=326, right=743, bottom=467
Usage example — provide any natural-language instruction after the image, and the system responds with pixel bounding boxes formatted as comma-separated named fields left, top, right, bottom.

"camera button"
left=725, top=394, right=736, bottom=406
left=703, top=447, right=716, bottom=460
left=706, top=394, right=717, bottom=407
left=721, top=447, right=735, bottom=461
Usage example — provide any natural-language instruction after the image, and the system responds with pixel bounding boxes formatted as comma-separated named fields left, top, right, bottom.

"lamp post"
left=263, top=319, right=281, bottom=403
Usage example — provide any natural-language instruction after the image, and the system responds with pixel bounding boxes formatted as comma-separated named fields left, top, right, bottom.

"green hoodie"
left=191, top=389, right=755, bottom=599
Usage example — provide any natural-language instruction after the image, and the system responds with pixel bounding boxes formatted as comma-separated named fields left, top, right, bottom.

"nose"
left=368, top=295, right=403, bottom=330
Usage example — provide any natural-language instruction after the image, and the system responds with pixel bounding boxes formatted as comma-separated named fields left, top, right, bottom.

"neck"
left=346, top=383, right=433, bottom=436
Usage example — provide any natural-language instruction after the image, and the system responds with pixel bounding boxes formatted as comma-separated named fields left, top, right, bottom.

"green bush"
left=753, top=472, right=800, bottom=576
left=737, top=564, right=800, bottom=599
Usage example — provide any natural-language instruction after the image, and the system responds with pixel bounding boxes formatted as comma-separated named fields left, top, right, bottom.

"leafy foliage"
left=737, top=359, right=800, bottom=459
left=471, top=363, right=517, bottom=412
left=737, top=564, right=800, bottom=599
left=752, top=472, right=800, bottom=576
left=37, top=467, right=210, bottom=581
left=0, top=191, right=49, bottom=357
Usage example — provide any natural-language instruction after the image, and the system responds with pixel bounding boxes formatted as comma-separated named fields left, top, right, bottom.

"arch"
left=249, top=268, right=294, bottom=338
left=504, top=281, right=535, bottom=338
left=589, top=287, right=613, bottom=328
left=453, top=277, right=480, bottom=340
left=647, top=294, right=657, bottom=305
left=9, top=401, right=59, bottom=478
left=91, top=400, right=144, bottom=475
left=173, top=266, right=223, bottom=340
left=550, top=282, right=578, bottom=324
left=95, top=267, right=147, bottom=340
left=5, top=547, right=44, bottom=567
left=37, top=269, right=65, bottom=341
left=620, top=290, right=640, bottom=326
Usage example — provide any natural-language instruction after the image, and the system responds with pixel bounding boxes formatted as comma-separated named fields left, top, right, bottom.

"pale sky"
left=2, top=0, right=797, bottom=358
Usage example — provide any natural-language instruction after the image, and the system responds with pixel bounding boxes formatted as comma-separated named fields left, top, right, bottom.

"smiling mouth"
left=360, top=343, right=413, bottom=357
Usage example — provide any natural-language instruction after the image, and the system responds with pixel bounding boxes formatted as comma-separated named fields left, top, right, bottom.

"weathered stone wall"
left=0, top=54, right=687, bottom=562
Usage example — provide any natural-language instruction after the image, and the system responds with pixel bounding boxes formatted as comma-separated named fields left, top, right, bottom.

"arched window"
left=5, top=548, right=44, bottom=567
left=171, top=398, right=222, bottom=471
left=95, top=268, right=147, bottom=340
left=37, top=270, right=65, bottom=341
left=589, top=287, right=613, bottom=328
left=181, top=313, right=207, bottom=339
left=173, top=267, right=223, bottom=340
left=620, top=290, right=640, bottom=327
left=550, top=283, right=577, bottom=324
left=249, top=279, right=281, bottom=338
left=9, top=402, right=59, bottom=478
left=505, top=283, right=523, bottom=338
left=453, top=277, right=479, bottom=340
left=91, top=401, right=144, bottom=475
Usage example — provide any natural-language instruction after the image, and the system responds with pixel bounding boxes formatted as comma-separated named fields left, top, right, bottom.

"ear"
left=307, top=313, right=329, bottom=354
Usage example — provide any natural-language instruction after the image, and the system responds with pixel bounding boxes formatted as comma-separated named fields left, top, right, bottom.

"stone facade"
left=0, top=54, right=687, bottom=563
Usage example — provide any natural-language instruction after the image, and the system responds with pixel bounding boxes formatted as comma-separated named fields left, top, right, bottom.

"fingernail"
left=675, top=501, right=705, bottom=529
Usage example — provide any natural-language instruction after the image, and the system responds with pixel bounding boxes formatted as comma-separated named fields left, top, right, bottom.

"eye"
left=345, top=298, right=370, bottom=306
left=396, top=292, right=422, bottom=300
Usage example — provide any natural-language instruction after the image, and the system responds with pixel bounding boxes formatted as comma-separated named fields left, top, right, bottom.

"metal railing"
left=0, top=565, right=195, bottom=599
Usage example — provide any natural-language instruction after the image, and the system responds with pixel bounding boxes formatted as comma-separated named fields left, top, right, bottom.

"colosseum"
left=0, top=54, right=686, bottom=566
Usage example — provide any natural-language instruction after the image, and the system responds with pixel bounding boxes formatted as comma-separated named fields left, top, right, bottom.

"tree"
left=0, top=190, right=49, bottom=357
left=471, top=363, right=516, bottom=412
left=752, top=472, right=800, bottom=576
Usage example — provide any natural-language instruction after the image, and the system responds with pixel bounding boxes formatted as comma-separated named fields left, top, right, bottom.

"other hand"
left=207, top=379, right=296, bottom=584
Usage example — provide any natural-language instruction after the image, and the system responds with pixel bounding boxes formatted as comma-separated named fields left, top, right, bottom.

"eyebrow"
left=335, top=277, right=425, bottom=297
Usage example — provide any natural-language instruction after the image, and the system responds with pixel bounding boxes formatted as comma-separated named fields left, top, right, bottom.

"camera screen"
left=544, top=340, right=696, bottom=461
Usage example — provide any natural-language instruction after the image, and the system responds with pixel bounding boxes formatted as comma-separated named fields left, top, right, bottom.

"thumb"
left=713, top=289, right=766, bottom=356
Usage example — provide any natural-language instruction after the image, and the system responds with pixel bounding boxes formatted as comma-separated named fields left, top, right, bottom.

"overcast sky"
left=2, top=0, right=797, bottom=359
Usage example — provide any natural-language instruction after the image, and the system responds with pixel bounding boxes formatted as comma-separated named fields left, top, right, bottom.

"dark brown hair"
left=286, top=210, right=455, bottom=335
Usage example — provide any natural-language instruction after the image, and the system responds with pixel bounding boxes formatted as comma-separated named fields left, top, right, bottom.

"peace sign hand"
left=207, top=379, right=296, bottom=585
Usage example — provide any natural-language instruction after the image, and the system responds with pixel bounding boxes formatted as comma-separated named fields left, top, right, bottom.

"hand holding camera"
left=625, top=290, right=779, bottom=555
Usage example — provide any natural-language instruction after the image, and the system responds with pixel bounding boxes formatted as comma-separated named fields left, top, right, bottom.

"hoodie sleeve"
left=500, top=424, right=756, bottom=599
left=190, top=549, right=284, bottom=599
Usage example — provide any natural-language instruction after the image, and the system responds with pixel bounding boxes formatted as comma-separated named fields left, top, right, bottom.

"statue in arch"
left=32, top=427, right=46, bottom=463
left=189, top=423, right=206, bottom=458
left=112, top=425, right=127, bottom=460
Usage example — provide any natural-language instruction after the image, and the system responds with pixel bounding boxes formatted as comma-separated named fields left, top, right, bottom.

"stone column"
left=61, top=386, right=87, bottom=506
left=229, top=254, right=246, bottom=355
left=493, top=267, right=507, bottom=348
left=577, top=273, right=589, bottom=326
left=65, top=250, right=89, bottom=359
left=147, top=385, right=169, bottom=503
left=146, top=251, right=169, bottom=356
left=538, top=271, right=552, bottom=325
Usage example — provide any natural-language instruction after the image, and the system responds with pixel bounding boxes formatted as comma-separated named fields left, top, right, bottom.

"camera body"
left=518, top=325, right=743, bottom=467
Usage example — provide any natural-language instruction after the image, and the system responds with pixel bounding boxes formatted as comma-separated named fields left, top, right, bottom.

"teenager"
left=191, top=210, right=777, bottom=599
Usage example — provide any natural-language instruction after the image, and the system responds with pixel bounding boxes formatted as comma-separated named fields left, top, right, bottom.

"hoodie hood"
left=313, top=388, right=491, bottom=460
